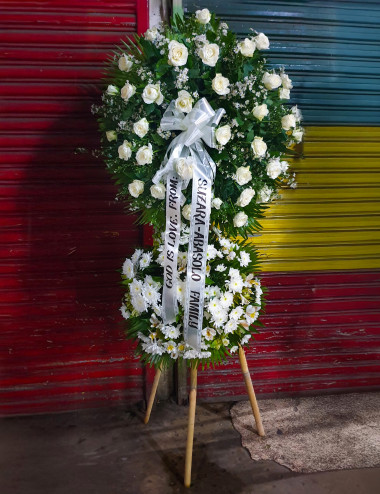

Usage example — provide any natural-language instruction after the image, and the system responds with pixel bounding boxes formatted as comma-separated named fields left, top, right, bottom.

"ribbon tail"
left=183, top=151, right=213, bottom=351
left=162, top=172, right=182, bottom=326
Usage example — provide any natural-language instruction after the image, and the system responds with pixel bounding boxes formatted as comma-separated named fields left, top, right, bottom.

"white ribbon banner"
left=153, top=98, right=224, bottom=350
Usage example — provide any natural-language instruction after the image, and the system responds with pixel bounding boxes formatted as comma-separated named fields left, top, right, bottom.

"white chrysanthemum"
left=229, top=267, right=240, bottom=279
left=162, top=325, right=180, bottom=339
left=215, top=264, right=227, bottom=272
left=156, top=252, right=165, bottom=266
left=131, top=293, right=147, bottom=313
left=122, top=258, right=134, bottom=278
left=212, top=310, right=228, bottom=327
left=140, top=252, right=152, bottom=269
left=230, top=306, right=244, bottom=320
left=129, top=279, right=143, bottom=296
left=240, top=251, right=250, bottom=267
left=120, top=305, right=130, bottom=320
left=131, top=249, right=143, bottom=265
left=176, top=281, right=185, bottom=306
left=144, top=275, right=161, bottom=290
left=225, top=319, right=238, bottom=334
left=220, top=292, right=233, bottom=308
left=143, top=284, right=160, bottom=306
left=210, top=286, right=221, bottom=298
left=202, top=327, right=216, bottom=341
left=207, top=298, right=220, bottom=315
left=230, top=277, right=244, bottom=293
left=207, top=244, right=218, bottom=260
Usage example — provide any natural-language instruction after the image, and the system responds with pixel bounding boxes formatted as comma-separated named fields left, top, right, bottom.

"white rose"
left=257, top=185, right=272, bottom=203
left=279, top=88, right=290, bottom=100
left=212, top=73, right=230, bottom=96
left=233, top=212, right=248, bottom=228
left=182, top=204, right=192, bottom=220
left=106, top=84, right=118, bottom=95
left=281, top=114, right=296, bottom=130
left=292, top=129, right=304, bottom=143
left=239, top=38, right=256, bottom=57
left=281, top=73, right=293, bottom=89
left=144, top=26, right=158, bottom=41
left=133, top=117, right=149, bottom=138
left=198, top=43, right=219, bottom=67
left=235, top=166, right=252, bottom=186
left=212, top=198, right=223, bottom=209
left=168, top=40, right=188, bottom=67
left=251, top=136, right=267, bottom=158
left=128, top=180, right=144, bottom=198
left=142, top=83, right=163, bottom=105
left=118, top=54, right=133, bottom=72
left=254, top=33, right=270, bottom=50
left=236, top=188, right=255, bottom=207
left=262, top=72, right=282, bottom=90
left=195, top=8, right=211, bottom=24
left=175, top=157, right=193, bottom=180
left=215, top=125, right=231, bottom=146
left=136, top=143, right=153, bottom=165
left=252, top=103, right=268, bottom=121
left=118, top=140, right=132, bottom=160
left=150, top=183, right=165, bottom=200
left=106, top=130, right=117, bottom=142
left=266, top=158, right=282, bottom=179
left=120, top=82, right=136, bottom=101
left=175, top=90, right=194, bottom=113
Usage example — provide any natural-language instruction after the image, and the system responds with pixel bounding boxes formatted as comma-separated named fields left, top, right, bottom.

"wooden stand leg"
left=238, top=345, right=265, bottom=437
left=144, top=367, right=161, bottom=425
left=184, top=366, right=197, bottom=488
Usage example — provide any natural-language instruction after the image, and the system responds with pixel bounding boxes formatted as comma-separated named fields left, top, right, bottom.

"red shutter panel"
left=0, top=1, right=149, bottom=415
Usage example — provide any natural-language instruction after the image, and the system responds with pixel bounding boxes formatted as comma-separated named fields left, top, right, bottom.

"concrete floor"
left=0, top=400, right=379, bottom=494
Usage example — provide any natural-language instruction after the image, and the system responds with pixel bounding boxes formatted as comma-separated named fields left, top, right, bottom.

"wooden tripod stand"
left=143, top=344, right=265, bottom=488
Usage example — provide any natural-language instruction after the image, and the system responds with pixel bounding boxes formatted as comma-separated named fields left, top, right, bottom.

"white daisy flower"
left=230, top=306, right=244, bottom=320
left=215, top=264, right=227, bottom=272
left=131, top=249, right=143, bottom=264
left=220, top=292, right=233, bottom=308
left=240, top=251, right=250, bottom=267
left=143, top=285, right=160, bottom=306
left=122, top=258, right=134, bottom=278
left=140, top=252, right=152, bottom=269
left=120, top=305, right=130, bottom=320
left=212, top=310, right=228, bottom=327
left=162, top=325, right=180, bottom=339
left=206, top=244, right=218, bottom=260
left=131, top=293, right=147, bottom=313
left=129, top=279, right=143, bottom=296
left=225, top=318, right=238, bottom=334
left=229, top=277, right=244, bottom=293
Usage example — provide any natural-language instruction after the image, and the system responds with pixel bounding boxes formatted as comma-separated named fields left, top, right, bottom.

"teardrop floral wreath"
left=92, top=9, right=303, bottom=368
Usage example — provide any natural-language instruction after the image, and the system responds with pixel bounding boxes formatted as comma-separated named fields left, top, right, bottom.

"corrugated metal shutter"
left=185, top=0, right=380, bottom=124
left=0, top=0, right=149, bottom=415
left=183, top=0, right=380, bottom=399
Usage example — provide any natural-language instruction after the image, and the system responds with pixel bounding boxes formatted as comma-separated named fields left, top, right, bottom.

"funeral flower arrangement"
left=93, top=9, right=302, bottom=367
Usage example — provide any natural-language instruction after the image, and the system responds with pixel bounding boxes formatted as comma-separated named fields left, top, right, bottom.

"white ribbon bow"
left=153, top=98, right=225, bottom=350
